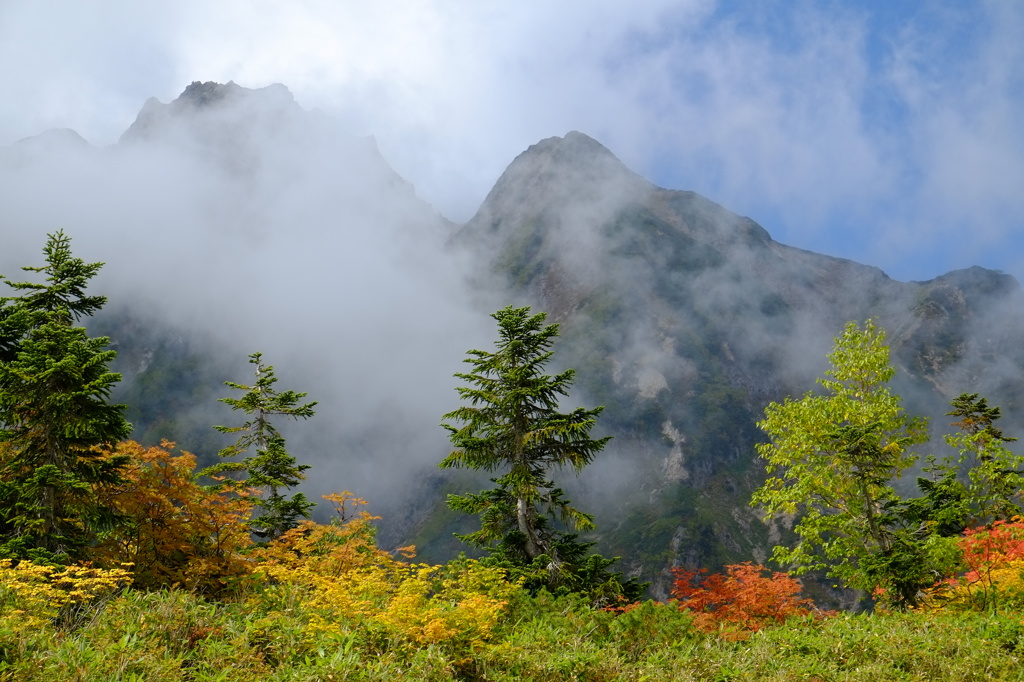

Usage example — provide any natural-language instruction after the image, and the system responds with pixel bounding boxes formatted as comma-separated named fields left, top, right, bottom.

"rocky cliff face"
left=457, top=131, right=1024, bottom=596
left=5, top=87, right=1022, bottom=597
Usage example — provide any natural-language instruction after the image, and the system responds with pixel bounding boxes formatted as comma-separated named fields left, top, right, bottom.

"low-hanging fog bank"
left=0, top=82, right=502, bottom=539
left=2, top=83, right=1023, bottom=584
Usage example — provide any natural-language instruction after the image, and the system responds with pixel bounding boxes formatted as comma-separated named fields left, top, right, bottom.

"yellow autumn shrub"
left=334, top=558, right=520, bottom=647
left=0, top=559, right=132, bottom=632
left=252, top=492, right=388, bottom=579
left=249, top=492, right=521, bottom=654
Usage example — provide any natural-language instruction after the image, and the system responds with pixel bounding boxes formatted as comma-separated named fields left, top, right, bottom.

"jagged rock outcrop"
left=457, top=131, right=1024, bottom=596
left=4, top=87, right=1022, bottom=598
left=120, top=80, right=297, bottom=144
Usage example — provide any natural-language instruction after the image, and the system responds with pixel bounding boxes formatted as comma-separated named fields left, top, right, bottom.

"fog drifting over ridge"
left=0, top=83, right=502, bottom=528
left=2, top=78, right=1023, bottom=575
left=2, top=1, right=1022, bottom=286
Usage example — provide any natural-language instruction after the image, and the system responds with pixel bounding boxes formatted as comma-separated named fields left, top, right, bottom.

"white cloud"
left=1, top=1, right=1022, bottom=282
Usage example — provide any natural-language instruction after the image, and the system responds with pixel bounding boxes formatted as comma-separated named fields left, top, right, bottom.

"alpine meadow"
left=1, top=79, right=1023, bottom=679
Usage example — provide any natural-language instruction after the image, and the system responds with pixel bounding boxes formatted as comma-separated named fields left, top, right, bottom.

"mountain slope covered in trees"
left=453, top=129, right=1024, bottom=594
left=2, top=83, right=1023, bottom=597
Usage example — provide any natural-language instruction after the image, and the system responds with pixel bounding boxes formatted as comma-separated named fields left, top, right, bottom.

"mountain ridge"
left=454, top=128, right=1024, bottom=596
left=3, top=85, right=1022, bottom=599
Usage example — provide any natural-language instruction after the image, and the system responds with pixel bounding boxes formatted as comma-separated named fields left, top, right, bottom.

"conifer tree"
left=204, top=352, right=316, bottom=541
left=944, top=392, right=1023, bottom=526
left=440, top=306, right=642, bottom=601
left=0, top=231, right=131, bottom=563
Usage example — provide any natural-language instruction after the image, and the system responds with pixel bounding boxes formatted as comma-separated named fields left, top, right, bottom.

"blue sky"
left=1, top=0, right=1022, bottom=285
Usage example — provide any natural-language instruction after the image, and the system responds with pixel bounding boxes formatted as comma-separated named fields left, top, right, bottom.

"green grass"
left=3, top=586, right=1023, bottom=681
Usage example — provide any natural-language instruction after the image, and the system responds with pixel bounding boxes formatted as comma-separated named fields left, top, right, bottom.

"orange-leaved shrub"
left=670, top=562, right=816, bottom=632
left=251, top=491, right=390, bottom=579
left=92, top=440, right=256, bottom=592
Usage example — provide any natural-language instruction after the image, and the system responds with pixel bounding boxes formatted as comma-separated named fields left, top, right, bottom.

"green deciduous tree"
left=0, top=231, right=132, bottom=563
left=751, top=320, right=929, bottom=603
left=203, top=352, right=316, bottom=541
left=440, top=306, right=641, bottom=601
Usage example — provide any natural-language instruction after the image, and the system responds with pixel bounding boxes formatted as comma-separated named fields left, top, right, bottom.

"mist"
left=0, top=83, right=499, bottom=540
left=3, top=2, right=1022, bottom=288
left=2, top=69, right=1022, bottom=581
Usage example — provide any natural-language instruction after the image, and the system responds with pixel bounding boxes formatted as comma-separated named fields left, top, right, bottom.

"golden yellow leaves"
left=0, top=559, right=132, bottom=631
left=253, top=505, right=521, bottom=652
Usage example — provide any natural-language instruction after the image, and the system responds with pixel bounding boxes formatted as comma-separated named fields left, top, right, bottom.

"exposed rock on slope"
left=457, top=131, right=1024, bottom=595
left=4, top=87, right=1022, bottom=596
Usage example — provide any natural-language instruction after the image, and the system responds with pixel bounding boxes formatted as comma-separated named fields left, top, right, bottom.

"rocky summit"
left=3, top=85, right=1022, bottom=598
left=456, top=131, right=1024, bottom=595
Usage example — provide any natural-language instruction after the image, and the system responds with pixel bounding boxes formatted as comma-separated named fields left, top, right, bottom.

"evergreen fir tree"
left=0, top=231, right=131, bottom=563
left=441, top=306, right=642, bottom=601
left=204, top=352, right=316, bottom=541
left=944, top=392, right=1023, bottom=525
left=947, top=392, right=1017, bottom=446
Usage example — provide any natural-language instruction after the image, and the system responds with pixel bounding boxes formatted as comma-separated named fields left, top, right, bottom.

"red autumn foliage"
left=934, top=517, right=1024, bottom=611
left=670, top=561, right=815, bottom=632
left=958, top=518, right=1024, bottom=584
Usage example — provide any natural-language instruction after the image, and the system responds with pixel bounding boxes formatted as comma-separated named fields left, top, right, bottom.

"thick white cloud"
left=1, top=0, right=1022, bottom=283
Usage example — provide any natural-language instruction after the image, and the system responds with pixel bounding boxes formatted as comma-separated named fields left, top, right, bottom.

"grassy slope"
left=3, top=588, right=1022, bottom=681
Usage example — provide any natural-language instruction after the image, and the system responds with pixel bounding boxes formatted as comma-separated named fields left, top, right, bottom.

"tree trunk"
left=517, top=495, right=542, bottom=559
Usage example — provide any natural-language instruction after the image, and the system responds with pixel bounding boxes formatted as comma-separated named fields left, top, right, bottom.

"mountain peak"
left=467, top=131, right=650, bottom=230
left=173, top=80, right=295, bottom=110
left=530, top=130, right=622, bottom=161
left=119, top=81, right=298, bottom=144
left=923, top=264, right=1019, bottom=293
left=178, top=80, right=241, bottom=107
left=0, top=127, right=93, bottom=167
left=13, top=127, right=90, bottom=150
left=510, top=131, right=642, bottom=183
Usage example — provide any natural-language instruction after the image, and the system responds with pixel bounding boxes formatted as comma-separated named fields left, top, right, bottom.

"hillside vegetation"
left=3, top=578, right=1024, bottom=680
left=2, top=233, right=1024, bottom=680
